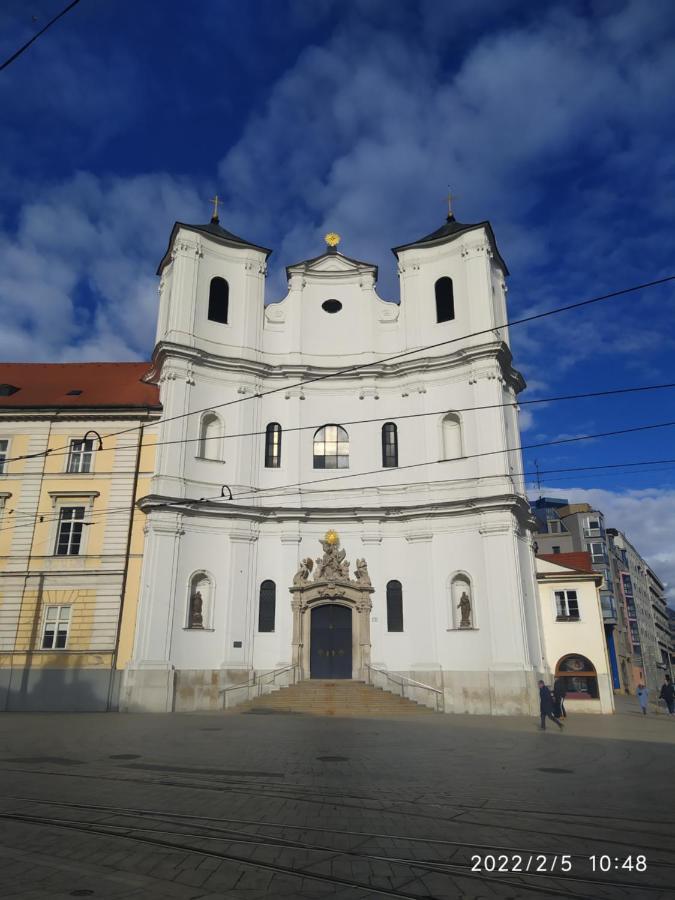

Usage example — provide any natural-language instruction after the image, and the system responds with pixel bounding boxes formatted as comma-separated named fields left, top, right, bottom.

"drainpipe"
left=107, top=421, right=145, bottom=711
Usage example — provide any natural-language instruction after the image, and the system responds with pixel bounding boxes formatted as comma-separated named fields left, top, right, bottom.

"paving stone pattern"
left=0, top=698, right=673, bottom=899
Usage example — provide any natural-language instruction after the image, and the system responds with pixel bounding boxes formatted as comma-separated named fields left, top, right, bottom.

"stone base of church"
left=121, top=666, right=543, bottom=715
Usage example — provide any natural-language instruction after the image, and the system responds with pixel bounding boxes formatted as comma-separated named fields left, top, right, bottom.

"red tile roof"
left=0, top=363, right=161, bottom=410
left=538, top=552, right=595, bottom=574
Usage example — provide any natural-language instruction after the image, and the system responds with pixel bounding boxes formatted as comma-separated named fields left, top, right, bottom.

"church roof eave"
left=157, top=220, right=272, bottom=274
left=391, top=217, right=509, bottom=275
left=285, top=249, right=378, bottom=282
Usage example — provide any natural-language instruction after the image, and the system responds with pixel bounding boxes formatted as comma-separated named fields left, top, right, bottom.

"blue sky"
left=2, top=0, right=675, bottom=595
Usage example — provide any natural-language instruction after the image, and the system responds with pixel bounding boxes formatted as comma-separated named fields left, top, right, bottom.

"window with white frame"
left=55, top=506, right=85, bottom=555
left=67, top=438, right=94, bottom=473
left=0, top=439, right=8, bottom=474
left=587, top=541, right=605, bottom=562
left=554, top=590, right=579, bottom=620
left=42, top=605, right=71, bottom=649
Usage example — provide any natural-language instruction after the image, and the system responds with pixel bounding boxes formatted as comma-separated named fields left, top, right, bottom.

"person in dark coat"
left=553, top=677, right=567, bottom=719
left=659, top=674, right=675, bottom=714
left=538, top=680, right=564, bottom=730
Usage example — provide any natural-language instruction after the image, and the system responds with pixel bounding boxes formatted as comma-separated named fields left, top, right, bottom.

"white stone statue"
left=293, top=557, right=313, bottom=586
left=354, top=558, right=371, bottom=586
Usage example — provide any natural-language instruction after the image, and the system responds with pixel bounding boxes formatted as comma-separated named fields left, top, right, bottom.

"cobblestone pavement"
left=0, top=700, right=674, bottom=900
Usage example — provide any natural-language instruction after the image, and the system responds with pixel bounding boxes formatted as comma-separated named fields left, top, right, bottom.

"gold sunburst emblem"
left=325, top=529, right=339, bottom=545
left=324, top=232, right=341, bottom=248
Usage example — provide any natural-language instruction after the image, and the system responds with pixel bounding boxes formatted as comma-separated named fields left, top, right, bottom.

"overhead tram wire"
left=3, top=449, right=675, bottom=539
left=4, top=421, right=675, bottom=536
left=4, top=454, right=675, bottom=541
left=0, top=0, right=83, bottom=72
left=5, top=273, right=675, bottom=467
left=7, top=379, right=675, bottom=465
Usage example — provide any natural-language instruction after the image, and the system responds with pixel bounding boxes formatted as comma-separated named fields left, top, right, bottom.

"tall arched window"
left=435, top=277, right=455, bottom=323
left=187, top=571, right=213, bottom=629
left=208, top=277, right=229, bottom=324
left=313, top=425, right=349, bottom=469
left=199, top=412, right=223, bottom=460
left=265, top=423, right=282, bottom=468
left=555, top=654, right=598, bottom=699
left=441, top=412, right=462, bottom=459
left=386, top=580, right=403, bottom=632
left=381, top=422, right=398, bottom=468
left=258, top=580, right=276, bottom=632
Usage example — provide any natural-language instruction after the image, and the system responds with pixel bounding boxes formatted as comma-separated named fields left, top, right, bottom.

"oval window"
left=322, top=299, right=342, bottom=313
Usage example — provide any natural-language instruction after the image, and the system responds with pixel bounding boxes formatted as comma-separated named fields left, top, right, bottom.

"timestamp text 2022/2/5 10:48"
left=470, top=854, right=648, bottom=873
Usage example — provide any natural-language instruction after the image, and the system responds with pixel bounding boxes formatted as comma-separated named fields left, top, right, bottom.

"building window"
left=264, top=423, right=282, bottom=468
left=555, top=654, right=598, bottom=698
left=434, top=277, right=455, bottom=323
left=67, top=439, right=94, bottom=473
left=55, top=507, right=85, bottom=556
left=208, top=277, right=229, bottom=324
left=187, top=572, right=213, bottom=629
left=587, top=542, right=605, bottom=563
left=0, top=439, right=8, bottom=474
left=0, top=384, right=19, bottom=397
left=621, top=573, right=634, bottom=597
left=42, top=605, right=71, bottom=649
left=386, top=580, right=403, bottom=632
left=549, top=520, right=560, bottom=533
left=441, top=412, right=462, bottom=459
left=258, top=580, right=276, bottom=632
left=552, top=545, right=561, bottom=554
left=554, top=590, right=579, bottom=620
left=313, top=425, right=349, bottom=469
left=198, top=412, right=223, bottom=460
left=381, top=422, right=398, bottom=468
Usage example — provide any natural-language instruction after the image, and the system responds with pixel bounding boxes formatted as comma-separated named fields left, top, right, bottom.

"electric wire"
left=5, top=273, right=675, bottom=466
left=6, top=379, right=675, bottom=464
left=0, top=1, right=83, bottom=72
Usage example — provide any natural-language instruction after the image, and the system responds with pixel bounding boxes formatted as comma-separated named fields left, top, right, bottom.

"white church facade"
left=121, top=208, right=546, bottom=715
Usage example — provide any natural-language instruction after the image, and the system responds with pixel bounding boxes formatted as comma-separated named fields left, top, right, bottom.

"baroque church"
left=122, top=206, right=544, bottom=715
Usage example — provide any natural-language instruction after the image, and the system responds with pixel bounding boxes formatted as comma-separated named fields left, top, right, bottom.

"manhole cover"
left=316, top=756, right=349, bottom=762
left=537, top=767, right=574, bottom=774
left=108, top=754, right=140, bottom=760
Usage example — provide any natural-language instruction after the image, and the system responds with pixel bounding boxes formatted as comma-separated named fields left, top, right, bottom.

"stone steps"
left=237, top=679, right=436, bottom=717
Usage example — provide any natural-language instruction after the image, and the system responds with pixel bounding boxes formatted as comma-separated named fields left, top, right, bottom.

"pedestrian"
left=538, top=680, right=564, bottom=730
left=553, top=676, right=567, bottom=719
left=659, top=674, right=675, bottom=715
left=636, top=683, right=649, bottom=715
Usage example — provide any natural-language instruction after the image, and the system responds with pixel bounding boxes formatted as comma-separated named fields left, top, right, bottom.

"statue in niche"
left=315, top=530, right=350, bottom=581
left=457, top=590, right=472, bottom=628
left=189, top=590, right=204, bottom=628
left=293, top=557, right=314, bottom=586
left=354, top=558, right=371, bottom=586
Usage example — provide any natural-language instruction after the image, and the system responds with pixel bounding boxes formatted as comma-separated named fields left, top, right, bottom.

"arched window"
left=450, top=573, right=474, bottom=629
left=265, top=423, right=282, bottom=468
left=386, top=580, right=403, bottom=632
left=199, top=412, right=223, bottom=460
left=441, top=412, right=462, bottom=459
left=208, top=277, right=229, bottom=324
left=313, top=424, right=349, bottom=469
left=435, top=277, right=455, bottom=323
left=381, top=422, right=398, bottom=468
left=258, top=580, right=276, bottom=632
left=187, top=572, right=212, bottom=629
left=555, top=654, right=598, bottom=699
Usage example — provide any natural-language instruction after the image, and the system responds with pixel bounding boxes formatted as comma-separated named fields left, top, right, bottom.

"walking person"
left=538, top=680, right=564, bottom=730
left=636, top=683, right=649, bottom=715
left=553, top=676, right=567, bottom=719
left=659, top=674, right=675, bottom=715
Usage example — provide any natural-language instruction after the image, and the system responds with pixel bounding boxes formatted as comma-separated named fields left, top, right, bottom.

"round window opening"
left=322, top=299, right=342, bottom=313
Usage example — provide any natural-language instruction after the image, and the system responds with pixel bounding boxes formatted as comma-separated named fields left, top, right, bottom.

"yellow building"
left=0, top=363, right=160, bottom=710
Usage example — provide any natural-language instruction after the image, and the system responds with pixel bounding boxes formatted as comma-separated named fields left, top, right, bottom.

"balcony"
left=583, top=527, right=604, bottom=538
left=601, top=596, right=617, bottom=622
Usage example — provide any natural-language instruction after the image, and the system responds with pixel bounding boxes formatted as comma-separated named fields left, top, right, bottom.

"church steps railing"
left=220, top=664, right=299, bottom=708
left=365, top=664, right=445, bottom=713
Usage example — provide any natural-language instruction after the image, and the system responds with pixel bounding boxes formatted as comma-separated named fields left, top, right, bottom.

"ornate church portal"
left=291, top=531, right=374, bottom=680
